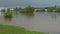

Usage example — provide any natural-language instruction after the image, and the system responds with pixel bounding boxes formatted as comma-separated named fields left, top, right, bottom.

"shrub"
left=54, top=8, right=60, bottom=12
left=20, top=6, right=34, bottom=13
left=4, top=12, right=12, bottom=18
left=4, top=8, right=12, bottom=18
left=47, top=8, right=54, bottom=12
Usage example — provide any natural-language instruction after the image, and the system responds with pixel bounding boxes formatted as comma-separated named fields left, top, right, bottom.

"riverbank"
left=0, top=25, right=48, bottom=34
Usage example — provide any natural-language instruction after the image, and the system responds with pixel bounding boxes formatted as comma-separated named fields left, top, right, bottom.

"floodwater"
left=0, top=12, right=60, bottom=34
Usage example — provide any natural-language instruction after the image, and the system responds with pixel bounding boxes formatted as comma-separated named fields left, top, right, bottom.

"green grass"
left=0, top=25, right=48, bottom=34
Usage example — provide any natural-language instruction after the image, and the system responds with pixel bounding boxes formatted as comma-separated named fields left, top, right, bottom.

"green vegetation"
left=3, top=6, right=34, bottom=18
left=4, top=8, right=12, bottom=18
left=54, top=8, right=60, bottom=12
left=0, top=25, right=48, bottom=34
left=20, top=6, right=34, bottom=13
left=47, top=7, right=60, bottom=12
left=36, top=9, right=45, bottom=12
left=3, top=6, right=60, bottom=18
left=47, top=8, right=54, bottom=12
left=14, top=7, right=22, bottom=11
left=4, top=11, right=12, bottom=18
left=45, top=6, right=60, bottom=12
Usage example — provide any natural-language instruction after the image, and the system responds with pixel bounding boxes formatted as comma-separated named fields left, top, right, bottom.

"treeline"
left=2, top=6, right=34, bottom=18
left=36, top=6, right=60, bottom=12
left=14, top=6, right=34, bottom=13
left=1, top=6, right=60, bottom=18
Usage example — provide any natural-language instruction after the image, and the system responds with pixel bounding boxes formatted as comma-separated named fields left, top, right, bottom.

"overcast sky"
left=0, top=0, right=60, bottom=7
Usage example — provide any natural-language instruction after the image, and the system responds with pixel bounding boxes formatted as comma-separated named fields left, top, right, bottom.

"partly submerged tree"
left=4, top=8, right=12, bottom=18
left=20, top=6, right=34, bottom=13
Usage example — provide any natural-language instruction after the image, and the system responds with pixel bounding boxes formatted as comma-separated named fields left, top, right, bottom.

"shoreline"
left=0, top=24, right=48, bottom=34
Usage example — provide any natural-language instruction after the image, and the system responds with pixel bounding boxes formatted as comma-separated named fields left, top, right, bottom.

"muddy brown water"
left=0, top=12, right=60, bottom=34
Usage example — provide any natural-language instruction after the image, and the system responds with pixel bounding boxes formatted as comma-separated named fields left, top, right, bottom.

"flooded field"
left=0, top=11, right=60, bottom=34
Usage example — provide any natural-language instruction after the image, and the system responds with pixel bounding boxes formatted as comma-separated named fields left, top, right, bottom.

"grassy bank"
left=0, top=25, right=48, bottom=34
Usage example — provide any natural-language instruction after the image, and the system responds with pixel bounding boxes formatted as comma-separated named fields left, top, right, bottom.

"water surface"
left=0, top=12, right=60, bottom=34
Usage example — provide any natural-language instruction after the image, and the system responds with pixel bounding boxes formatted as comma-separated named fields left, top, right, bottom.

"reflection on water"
left=47, top=12, right=60, bottom=20
left=47, top=12, right=57, bottom=20
left=20, top=13, right=34, bottom=19
left=14, top=11, right=19, bottom=15
left=1, top=12, right=60, bottom=34
left=4, top=18, right=12, bottom=23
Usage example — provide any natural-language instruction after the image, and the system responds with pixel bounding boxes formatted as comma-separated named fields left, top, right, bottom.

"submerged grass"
left=0, top=25, right=48, bottom=34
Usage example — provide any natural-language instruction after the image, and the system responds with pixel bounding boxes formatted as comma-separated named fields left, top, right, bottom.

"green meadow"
left=0, top=25, right=48, bottom=34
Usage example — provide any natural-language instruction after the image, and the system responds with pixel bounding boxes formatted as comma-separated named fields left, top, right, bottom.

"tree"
left=20, top=6, right=34, bottom=13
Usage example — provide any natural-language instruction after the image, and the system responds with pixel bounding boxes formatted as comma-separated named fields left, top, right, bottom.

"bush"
left=4, top=8, right=12, bottom=18
left=20, top=6, right=34, bottom=13
left=54, top=8, right=60, bottom=12
left=47, top=8, right=54, bottom=12
left=4, top=12, right=12, bottom=18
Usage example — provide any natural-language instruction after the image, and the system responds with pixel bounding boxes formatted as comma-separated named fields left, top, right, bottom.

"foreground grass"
left=0, top=25, right=48, bottom=34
